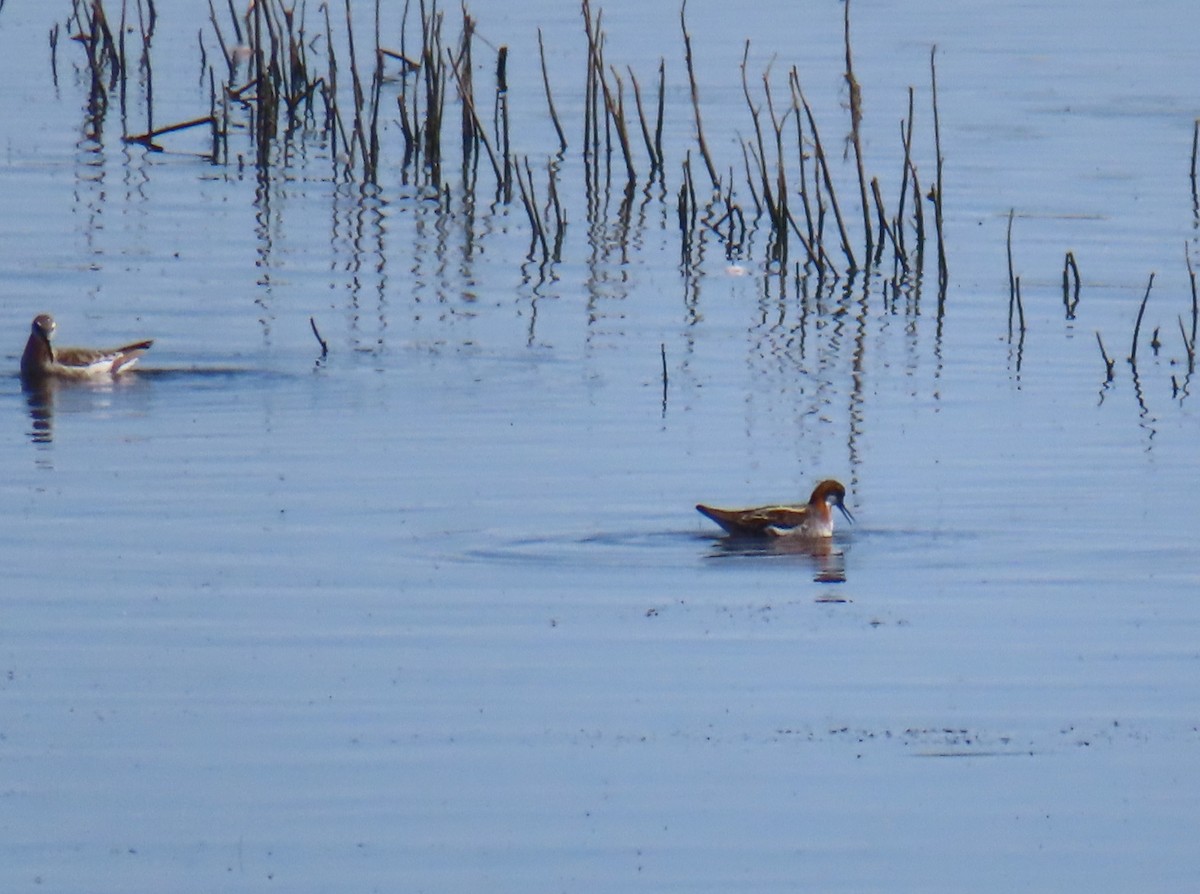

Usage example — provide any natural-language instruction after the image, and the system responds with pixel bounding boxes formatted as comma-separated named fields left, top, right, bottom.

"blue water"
left=2, top=1, right=1199, bottom=891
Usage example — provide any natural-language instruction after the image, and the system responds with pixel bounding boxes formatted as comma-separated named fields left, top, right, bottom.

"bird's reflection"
left=23, top=377, right=56, bottom=445
left=703, top=534, right=848, bottom=584
left=21, top=373, right=147, bottom=447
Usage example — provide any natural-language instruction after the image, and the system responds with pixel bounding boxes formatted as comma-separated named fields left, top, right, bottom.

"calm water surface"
left=1, top=0, right=1199, bottom=891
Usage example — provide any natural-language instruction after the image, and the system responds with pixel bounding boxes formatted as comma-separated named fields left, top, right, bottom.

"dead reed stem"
left=793, top=78, right=856, bottom=270
left=1178, top=316, right=1195, bottom=373
left=124, top=114, right=215, bottom=146
left=843, top=0, right=873, bottom=261
left=1191, top=118, right=1199, bottom=212
left=930, top=45, right=947, bottom=295
left=654, top=59, right=665, bottom=171
left=1005, top=208, right=1018, bottom=334
left=871, top=177, right=900, bottom=268
left=909, top=160, right=925, bottom=258
left=444, top=46, right=503, bottom=185
left=421, top=0, right=447, bottom=186
left=1062, top=250, right=1081, bottom=318
left=629, top=65, right=660, bottom=172
left=309, top=316, right=329, bottom=356
left=1186, top=244, right=1199, bottom=349
left=1095, top=331, right=1115, bottom=382
left=894, top=87, right=915, bottom=264
left=680, top=1, right=719, bottom=191
left=514, top=155, right=549, bottom=259
left=495, top=41, right=513, bottom=198
left=537, top=28, right=567, bottom=153
left=1128, top=272, right=1155, bottom=364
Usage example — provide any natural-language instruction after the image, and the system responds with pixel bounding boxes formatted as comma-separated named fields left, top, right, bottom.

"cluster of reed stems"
left=57, top=0, right=946, bottom=286
left=1007, top=206, right=1200, bottom=399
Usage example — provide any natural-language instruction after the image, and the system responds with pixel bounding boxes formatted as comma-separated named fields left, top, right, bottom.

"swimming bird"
left=20, top=313, right=153, bottom=382
left=696, top=479, right=855, bottom=538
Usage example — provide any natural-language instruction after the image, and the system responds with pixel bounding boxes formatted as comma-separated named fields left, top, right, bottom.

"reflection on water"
left=21, top=374, right=148, bottom=447
left=22, top=378, right=54, bottom=445
left=702, top=532, right=848, bottom=584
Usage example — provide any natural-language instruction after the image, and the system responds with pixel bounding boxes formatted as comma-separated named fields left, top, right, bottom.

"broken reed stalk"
left=581, top=0, right=599, bottom=172
left=309, top=316, right=329, bottom=356
left=580, top=0, right=618, bottom=189
left=1005, top=208, right=1019, bottom=334
left=1062, top=251, right=1081, bottom=318
left=514, top=155, right=549, bottom=259
left=322, top=0, right=347, bottom=166
left=1178, top=316, right=1195, bottom=373
left=628, top=65, right=660, bottom=172
left=366, top=0, right=386, bottom=181
left=842, top=0, right=873, bottom=261
left=1128, top=272, right=1155, bottom=364
left=930, top=44, right=947, bottom=294
left=871, top=177, right=899, bottom=268
left=536, top=28, right=567, bottom=153
left=909, top=161, right=925, bottom=258
left=740, top=46, right=772, bottom=214
left=206, top=0, right=231, bottom=77
left=443, top=46, right=503, bottom=185
left=653, top=59, right=665, bottom=171
left=545, top=158, right=566, bottom=259
left=894, top=87, right=915, bottom=264
left=1187, top=243, right=1199, bottom=348
left=762, top=66, right=792, bottom=264
left=124, top=114, right=215, bottom=147
left=1192, top=118, right=1199, bottom=210
left=678, top=152, right=698, bottom=256
left=660, top=342, right=668, bottom=404
left=248, top=0, right=276, bottom=166
left=421, top=1, right=447, bottom=186
left=794, top=78, right=856, bottom=270
left=118, top=0, right=129, bottom=119
left=1095, top=331, right=1115, bottom=382
left=49, top=23, right=61, bottom=88
left=342, top=0, right=369, bottom=175
left=578, top=2, right=635, bottom=183
left=680, top=0, right=719, bottom=191
left=787, top=68, right=818, bottom=268
left=496, top=42, right=513, bottom=198
left=605, top=65, right=636, bottom=182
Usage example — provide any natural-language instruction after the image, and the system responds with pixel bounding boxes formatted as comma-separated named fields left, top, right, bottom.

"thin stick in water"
left=536, top=28, right=567, bottom=152
left=680, top=0, right=719, bottom=191
left=1095, top=331, right=1114, bottom=382
left=310, top=316, right=329, bottom=357
left=1128, top=272, right=1155, bottom=364
left=930, top=44, right=947, bottom=295
left=1062, top=250, right=1081, bottom=318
